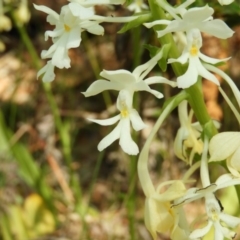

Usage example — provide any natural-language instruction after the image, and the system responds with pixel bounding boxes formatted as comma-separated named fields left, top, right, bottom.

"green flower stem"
left=11, top=14, right=80, bottom=201
left=147, top=0, right=217, bottom=135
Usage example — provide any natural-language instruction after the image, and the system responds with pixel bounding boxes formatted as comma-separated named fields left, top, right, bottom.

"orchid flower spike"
left=83, top=49, right=176, bottom=98
left=88, top=89, right=145, bottom=155
left=168, top=29, right=230, bottom=88
left=144, top=5, right=234, bottom=39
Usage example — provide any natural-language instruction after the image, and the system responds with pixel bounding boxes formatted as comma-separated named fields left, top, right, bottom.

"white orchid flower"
left=34, top=3, right=103, bottom=70
left=83, top=49, right=176, bottom=98
left=37, top=61, right=56, bottom=82
left=127, top=0, right=149, bottom=13
left=174, top=138, right=240, bottom=207
left=209, top=132, right=240, bottom=177
left=88, top=90, right=145, bottom=155
left=168, top=29, right=229, bottom=88
left=144, top=181, right=187, bottom=240
left=144, top=5, right=234, bottom=39
left=218, top=0, right=234, bottom=5
left=189, top=193, right=240, bottom=240
left=174, top=138, right=240, bottom=240
left=35, top=1, right=137, bottom=82
left=174, top=100, right=203, bottom=164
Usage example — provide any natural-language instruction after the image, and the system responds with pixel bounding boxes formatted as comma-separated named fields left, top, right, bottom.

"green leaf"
left=144, top=43, right=172, bottom=72
left=118, top=12, right=151, bottom=33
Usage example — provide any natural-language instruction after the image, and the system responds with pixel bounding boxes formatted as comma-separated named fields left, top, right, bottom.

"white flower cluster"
left=35, top=0, right=133, bottom=82
left=144, top=4, right=233, bottom=88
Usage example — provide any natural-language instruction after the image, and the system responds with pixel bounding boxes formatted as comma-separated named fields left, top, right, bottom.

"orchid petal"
left=88, top=114, right=120, bottom=126
left=86, top=24, right=104, bottom=35
left=157, top=20, right=186, bottom=38
left=177, top=58, right=198, bottom=88
left=189, top=221, right=212, bottom=239
left=133, top=49, right=163, bottom=81
left=66, top=27, right=82, bottom=49
left=218, top=0, right=234, bottom=5
left=227, top=158, right=240, bottom=178
left=229, top=146, right=240, bottom=171
left=37, top=61, right=55, bottom=82
left=33, top=4, right=59, bottom=21
left=134, top=81, right=163, bottom=98
left=129, top=109, right=146, bottom=131
left=183, top=5, right=214, bottom=23
left=199, top=19, right=234, bottom=39
left=194, top=57, right=219, bottom=85
left=144, top=76, right=177, bottom=87
left=100, top=69, right=136, bottom=84
left=119, top=118, right=139, bottom=155
left=168, top=51, right=189, bottom=65
left=68, top=3, right=94, bottom=19
left=44, top=29, right=63, bottom=40
left=143, top=20, right=171, bottom=28
left=51, top=36, right=71, bottom=68
left=117, top=89, right=133, bottom=111
left=82, top=80, right=122, bottom=97
left=216, top=173, right=240, bottom=190
left=174, top=128, right=187, bottom=162
left=98, top=121, right=121, bottom=151
left=209, top=132, right=240, bottom=161
left=204, top=64, right=240, bottom=109
left=199, top=53, right=231, bottom=65
left=145, top=198, right=174, bottom=239
left=213, top=222, right=224, bottom=240
left=148, top=89, right=164, bottom=99
left=220, top=213, right=240, bottom=228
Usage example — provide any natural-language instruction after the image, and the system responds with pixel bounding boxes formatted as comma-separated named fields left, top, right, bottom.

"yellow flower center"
left=190, top=45, right=198, bottom=56
left=210, top=207, right=219, bottom=222
left=120, top=101, right=129, bottom=118
left=64, top=24, right=71, bottom=32
left=121, top=109, right=129, bottom=118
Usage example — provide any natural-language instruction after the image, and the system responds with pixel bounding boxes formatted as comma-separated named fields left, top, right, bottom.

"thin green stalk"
left=132, top=26, right=142, bottom=68
left=11, top=13, right=80, bottom=201
left=78, top=150, right=104, bottom=240
left=127, top=155, right=138, bottom=240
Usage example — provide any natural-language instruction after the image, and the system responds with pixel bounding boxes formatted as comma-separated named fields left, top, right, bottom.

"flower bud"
left=0, top=15, right=12, bottom=31
left=14, top=3, right=30, bottom=25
